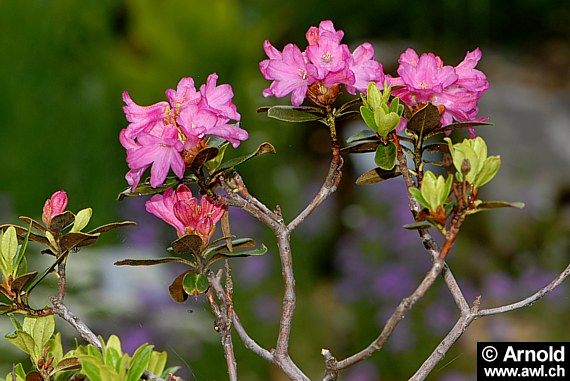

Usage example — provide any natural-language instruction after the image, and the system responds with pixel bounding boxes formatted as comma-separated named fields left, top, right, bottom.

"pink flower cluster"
left=391, top=48, right=489, bottom=132
left=120, top=74, right=248, bottom=191
left=260, top=20, right=385, bottom=106
left=42, top=190, right=68, bottom=227
left=145, top=185, right=226, bottom=242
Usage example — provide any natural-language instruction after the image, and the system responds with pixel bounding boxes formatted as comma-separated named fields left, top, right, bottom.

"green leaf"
left=70, top=208, right=92, bottom=233
left=23, top=315, right=55, bottom=360
left=466, top=201, right=525, bottom=215
left=207, top=244, right=268, bottom=267
left=203, top=237, right=256, bottom=257
left=105, top=347, right=122, bottom=373
left=78, top=356, right=104, bottom=381
left=345, top=129, right=378, bottom=144
left=215, top=142, right=276, bottom=174
left=409, top=187, right=430, bottom=211
left=5, top=331, right=36, bottom=359
left=127, top=344, right=153, bottom=381
left=360, top=106, right=377, bottom=132
left=117, top=177, right=183, bottom=200
left=374, top=141, right=397, bottom=170
left=88, top=221, right=137, bottom=235
left=13, top=223, right=31, bottom=277
left=171, top=234, right=203, bottom=255
left=182, top=272, right=210, bottom=296
left=115, top=257, right=195, bottom=268
left=436, top=121, right=493, bottom=135
left=355, top=166, right=401, bottom=185
left=403, top=221, right=434, bottom=230
left=147, top=351, right=168, bottom=376
left=474, top=155, right=501, bottom=188
left=204, top=142, right=229, bottom=173
left=1, top=226, right=17, bottom=278
left=406, top=103, right=441, bottom=136
left=374, top=108, right=400, bottom=138
left=263, top=105, right=324, bottom=123
left=342, top=141, right=380, bottom=154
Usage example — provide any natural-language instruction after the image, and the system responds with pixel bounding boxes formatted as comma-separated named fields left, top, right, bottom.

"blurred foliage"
left=0, top=0, right=569, bottom=380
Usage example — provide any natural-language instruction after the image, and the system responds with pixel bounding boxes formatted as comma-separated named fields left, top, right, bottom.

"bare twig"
left=208, top=270, right=273, bottom=362
left=288, top=153, right=343, bottom=232
left=322, top=257, right=447, bottom=380
left=411, top=263, right=570, bottom=381
left=49, top=296, right=102, bottom=351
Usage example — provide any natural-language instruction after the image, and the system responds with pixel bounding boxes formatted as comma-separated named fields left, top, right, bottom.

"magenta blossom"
left=260, top=20, right=385, bottom=106
left=145, top=185, right=226, bottom=243
left=42, top=190, right=68, bottom=227
left=121, top=74, right=247, bottom=190
left=392, top=48, right=489, bottom=135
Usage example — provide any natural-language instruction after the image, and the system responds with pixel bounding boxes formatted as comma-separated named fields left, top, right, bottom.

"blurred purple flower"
left=371, top=263, right=416, bottom=301
left=252, top=294, right=280, bottom=323
left=343, top=362, right=379, bottom=381
left=234, top=255, right=272, bottom=287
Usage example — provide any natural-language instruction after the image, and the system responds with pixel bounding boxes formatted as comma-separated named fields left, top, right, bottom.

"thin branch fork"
left=411, top=262, right=570, bottom=381
left=322, top=256, right=447, bottom=380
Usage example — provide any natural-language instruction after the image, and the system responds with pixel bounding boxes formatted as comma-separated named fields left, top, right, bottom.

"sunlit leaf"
left=70, top=208, right=92, bottom=233
left=5, top=331, right=36, bottom=359
left=127, top=344, right=153, bottom=381
left=355, top=166, right=401, bottom=185
left=204, top=142, right=229, bottom=173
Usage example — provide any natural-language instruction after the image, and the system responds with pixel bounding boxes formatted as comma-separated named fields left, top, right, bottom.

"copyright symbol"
left=482, top=346, right=499, bottom=362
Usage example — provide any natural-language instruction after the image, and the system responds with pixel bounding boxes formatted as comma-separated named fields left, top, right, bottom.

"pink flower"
left=347, top=42, right=385, bottom=94
left=121, top=122, right=185, bottom=190
left=42, top=190, right=68, bottom=227
left=392, top=48, right=489, bottom=133
left=121, top=75, right=247, bottom=189
left=178, top=74, right=248, bottom=148
left=260, top=20, right=385, bottom=106
left=260, top=42, right=315, bottom=106
left=145, top=185, right=226, bottom=242
left=305, top=20, right=351, bottom=80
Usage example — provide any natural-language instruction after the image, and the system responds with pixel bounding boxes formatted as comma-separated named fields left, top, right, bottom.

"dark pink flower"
left=145, top=185, right=226, bottom=242
left=42, top=190, right=68, bottom=227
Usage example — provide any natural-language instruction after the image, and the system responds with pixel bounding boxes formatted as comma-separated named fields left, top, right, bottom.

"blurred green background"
left=0, top=0, right=569, bottom=380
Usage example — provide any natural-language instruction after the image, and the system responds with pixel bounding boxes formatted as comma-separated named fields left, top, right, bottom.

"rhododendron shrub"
left=0, top=19, right=567, bottom=381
